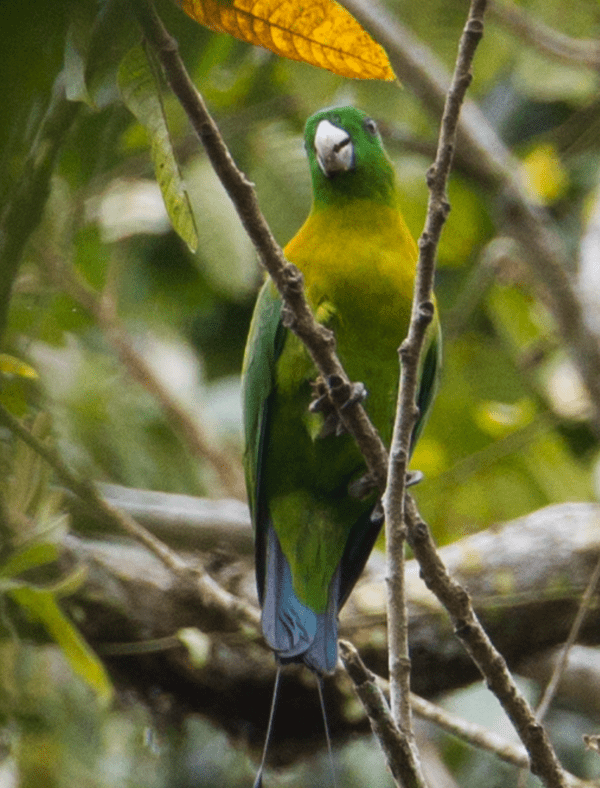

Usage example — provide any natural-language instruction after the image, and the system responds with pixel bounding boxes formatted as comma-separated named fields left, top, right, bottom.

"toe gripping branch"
left=309, top=374, right=367, bottom=438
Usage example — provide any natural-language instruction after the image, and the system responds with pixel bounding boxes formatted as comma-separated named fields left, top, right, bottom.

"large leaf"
left=118, top=44, right=199, bottom=251
left=9, top=585, right=113, bottom=704
left=0, top=543, right=59, bottom=580
left=176, top=0, right=395, bottom=80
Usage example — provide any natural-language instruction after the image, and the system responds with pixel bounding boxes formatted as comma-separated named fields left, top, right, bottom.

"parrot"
left=242, top=106, right=440, bottom=780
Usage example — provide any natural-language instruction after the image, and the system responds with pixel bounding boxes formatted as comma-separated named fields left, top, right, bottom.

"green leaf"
left=9, top=585, right=113, bottom=704
left=64, top=17, right=93, bottom=106
left=0, top=543, right=59, bottom=580
left=118, top=44, right=199, bottom=252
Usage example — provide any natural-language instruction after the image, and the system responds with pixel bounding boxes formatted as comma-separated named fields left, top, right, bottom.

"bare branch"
left=489, top=0, right=600, bottom=70
left=383, top=0, right=486, bottom=744
left=405, top=496, right=568, bottom=788
left=536, top=553, right=600, bottom=722
left=61, top=500, right=600, bottom=777
left=339, top=640, right=427, bottom=788
left=42, top=254, right=246, bottom=500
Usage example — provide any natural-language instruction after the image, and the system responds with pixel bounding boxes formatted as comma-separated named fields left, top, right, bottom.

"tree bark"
left=60, top=494, right=600, bottom=760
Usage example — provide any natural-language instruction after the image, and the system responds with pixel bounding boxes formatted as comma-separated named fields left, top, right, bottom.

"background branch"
left=57, top=498, right=600, bottom=769
left=0, top=403, right=260, bottom=636
left=489, top=0, right=600, bottom=70
left=42, top=251, right=246, bottom=500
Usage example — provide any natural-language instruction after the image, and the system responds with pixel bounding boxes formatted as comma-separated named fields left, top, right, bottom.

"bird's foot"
left=406, top=470, right=424, bottom=487
left=370, top=501, right=384, bottom=526
left=349, top=471, right=422, bottom=502
left=348, top=472, right=377, bottom=500
left=310, top=376, right=367, bottom=438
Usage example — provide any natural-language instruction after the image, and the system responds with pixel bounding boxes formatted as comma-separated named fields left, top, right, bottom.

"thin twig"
left=489, top=0, right=600, bottom=70
left=409, top=693, right=588, bottom=788
left=412, top=691, right=530, bottom=770
left=536, top=553, right=600, bottom=722
left=339, top=641, right=427, bottom=788
left=43, top=251, right=246, bottom=501
left=383, top=0, right=485, bottom=747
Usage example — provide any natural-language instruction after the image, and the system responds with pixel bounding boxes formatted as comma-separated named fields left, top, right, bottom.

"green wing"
left=241, top=280, right=286, bottom=601
left=413, top=318, right=442, bottom=450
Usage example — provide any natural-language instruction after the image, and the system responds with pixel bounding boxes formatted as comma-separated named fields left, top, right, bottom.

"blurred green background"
left=2, top=0, right=600, bottom=784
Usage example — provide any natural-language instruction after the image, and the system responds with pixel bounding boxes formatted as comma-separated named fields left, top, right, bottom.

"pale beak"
left=314, top=119, right=354, bottom=177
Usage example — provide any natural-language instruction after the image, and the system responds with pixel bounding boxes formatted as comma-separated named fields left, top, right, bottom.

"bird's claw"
left=310, top=376, right=368, bottom=438
left=406, top=470, right=424, bottom=487
left=337, top=380, right=367, bottom=410
left=309, top=377, right=332, bottom=414
left=370, top=501, right=384, bottom=526
left=348, top=472, right=377, bottom=500
left=349, top=471, right=422, bottom=502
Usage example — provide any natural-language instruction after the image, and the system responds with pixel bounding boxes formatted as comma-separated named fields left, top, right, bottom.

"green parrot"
left=242, top=106, right=440, bottom=678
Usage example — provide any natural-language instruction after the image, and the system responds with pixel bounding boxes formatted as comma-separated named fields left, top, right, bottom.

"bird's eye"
left=364, top=118, right=378, bottom=135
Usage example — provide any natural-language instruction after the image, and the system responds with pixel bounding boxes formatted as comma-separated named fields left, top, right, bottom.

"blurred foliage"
left=0, top=412, right=113, bottom=703
left=2, top=0, right=600, bottom=784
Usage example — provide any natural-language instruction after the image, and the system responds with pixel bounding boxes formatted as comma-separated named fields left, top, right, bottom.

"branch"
left=339, top=641, right=426, bottom=788
left=70, top=482, right=252, bottom=553
left=60, top=499, right=600, bottom=778
left=383, top=0, right=486, bottom=741
left=42, top=252, right=246, bottom=500
left=489, top=0, right=600, bottom=70
left=405, top=497, right=568, bottom=788
left=535, top=552, right=600, bottom=722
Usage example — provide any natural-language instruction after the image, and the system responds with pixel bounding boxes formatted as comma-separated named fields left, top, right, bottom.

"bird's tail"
left=262, top=523, right=340, bottom=674
left=317, top=676, right=338, bottom=788
left=254, top=669, right=337, bottom=788
left=253, top=667, right=282, bottom=788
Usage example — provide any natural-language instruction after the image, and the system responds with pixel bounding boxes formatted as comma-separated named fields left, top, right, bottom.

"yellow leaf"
left=176, top=0, right=395, bottom=81
left=0, top=354, right=38, bottom=379
left=519, top=143, right=568, bottom=206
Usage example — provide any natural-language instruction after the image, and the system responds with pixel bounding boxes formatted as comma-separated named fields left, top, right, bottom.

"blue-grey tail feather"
left=300, top=570, right=340, bottom=674
left=262, top=524, right=339, bottom=675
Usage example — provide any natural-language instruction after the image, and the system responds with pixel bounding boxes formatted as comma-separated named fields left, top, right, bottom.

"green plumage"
left=242, top=106, right=440, bottom=674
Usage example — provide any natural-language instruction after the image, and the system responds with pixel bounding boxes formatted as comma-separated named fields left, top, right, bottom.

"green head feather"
left=304, top=106, right=397, bottom=209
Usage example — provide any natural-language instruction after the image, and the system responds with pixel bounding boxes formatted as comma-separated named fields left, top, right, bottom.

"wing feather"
left=242, top=280, right=286, bottom=603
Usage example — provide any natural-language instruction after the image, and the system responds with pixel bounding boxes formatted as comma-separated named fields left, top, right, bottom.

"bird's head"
left=304, top=106, right=397, bottom=208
